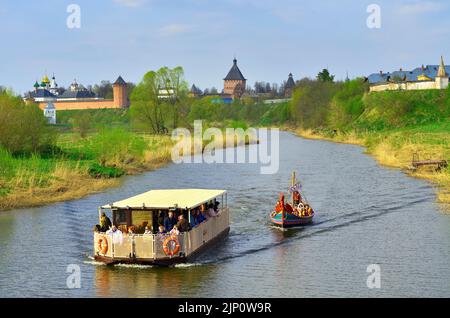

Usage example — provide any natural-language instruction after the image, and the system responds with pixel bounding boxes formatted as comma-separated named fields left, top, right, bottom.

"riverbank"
left=0, top=132, right=174, bottom=211
left=0, top=130, right=257, bottom=211
left=295, top=122, right=450, bottom=209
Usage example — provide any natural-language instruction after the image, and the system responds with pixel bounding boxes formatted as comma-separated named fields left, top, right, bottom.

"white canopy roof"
left=102, top=189, right=226, bottom=210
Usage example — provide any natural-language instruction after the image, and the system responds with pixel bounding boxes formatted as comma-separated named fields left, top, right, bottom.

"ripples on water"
left=0, top=132, right=449, bottom=298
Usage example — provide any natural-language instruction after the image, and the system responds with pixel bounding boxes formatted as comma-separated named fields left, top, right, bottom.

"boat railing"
left=94, top=207, right=229, bottom=260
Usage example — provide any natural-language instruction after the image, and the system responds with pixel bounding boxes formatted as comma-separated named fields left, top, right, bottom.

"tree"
left=317, top=69, right=335, bottom=82
left=92, top=81, right=113, bottom=99
left=0, top=91, right=56, bottom=154
left=130, top=66, right=189, bottom=133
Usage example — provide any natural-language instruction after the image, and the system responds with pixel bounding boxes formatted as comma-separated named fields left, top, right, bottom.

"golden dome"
left=41, top=75, right=50, bottom=84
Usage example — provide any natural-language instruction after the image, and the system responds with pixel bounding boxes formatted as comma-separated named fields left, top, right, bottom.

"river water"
left=0, top=132, right=449, bottom=298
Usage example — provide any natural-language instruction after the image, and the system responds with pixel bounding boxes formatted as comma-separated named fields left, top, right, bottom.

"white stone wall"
left=370, top=78, right=449, bottom=92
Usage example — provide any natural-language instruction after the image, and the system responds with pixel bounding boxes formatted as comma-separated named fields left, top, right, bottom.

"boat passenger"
left=177, top=215, right=192, bottom=232
left=128, top=227, right=136, bottom=236
left=189, top=210, right=200, bottom=227
left=157, top=225, right=166, bottom=234
left=144, top=226, right=153, bottom=235
left=164, top=211, right=178, bottom=232
left=106, top=225, right=123, bottom=245
left=93, top=225, right=101, bottom=233
left=293, top=191, right=301, bottom=206
left=157, top=210, right=165, bottom=226
left=197, top=209, right=206, bottom=223
left=100, top=212, right=112, bottom=232
left=170, top=225, right=180, bottom=236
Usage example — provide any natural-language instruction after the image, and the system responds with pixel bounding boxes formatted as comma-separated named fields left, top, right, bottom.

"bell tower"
left=113, top=76, right=129, bottom=108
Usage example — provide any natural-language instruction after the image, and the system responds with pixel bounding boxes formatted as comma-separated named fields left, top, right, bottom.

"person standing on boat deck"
left=157, top=211, right=165, bottom=226
left=164, top=211, right=178, bottom=232
left=177, top=214, right=192, bottom=232
left=293, top=191, right=301, bottom=206
left=99, top=212, right=112, bottom=232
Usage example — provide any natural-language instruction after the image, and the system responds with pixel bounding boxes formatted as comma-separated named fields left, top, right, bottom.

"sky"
left=1, top=0, right=450, bottom=94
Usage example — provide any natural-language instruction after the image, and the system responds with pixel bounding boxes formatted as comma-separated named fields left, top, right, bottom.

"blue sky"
left=1, top=0, right=450, bottom=94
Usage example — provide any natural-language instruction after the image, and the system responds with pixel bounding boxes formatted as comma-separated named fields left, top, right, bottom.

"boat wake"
left=83, top=256, right=106, bottom=266
left=199, top=195, right=433, bottom=265
left=174, top=263, right=204, bottom=268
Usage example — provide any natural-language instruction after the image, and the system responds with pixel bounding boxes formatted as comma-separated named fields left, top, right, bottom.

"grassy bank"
left=296, top=120, right=450, bottom=208
left=0, top=131, right=174, bottom=210
left=0, top=126, right=258, bottom=211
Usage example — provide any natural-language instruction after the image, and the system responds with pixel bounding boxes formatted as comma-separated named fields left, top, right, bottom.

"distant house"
left=367, top=56, right=450, bottom=92
left=189, top=84, right=203, bottom=98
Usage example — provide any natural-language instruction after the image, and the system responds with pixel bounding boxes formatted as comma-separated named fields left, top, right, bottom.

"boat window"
left=115, top=210, right=128, bottom=224
left=131, top=210, right=152, bottom=234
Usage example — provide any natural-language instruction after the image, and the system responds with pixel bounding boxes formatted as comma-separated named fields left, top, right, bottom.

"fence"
left=93, top=208, right=229, bottom=260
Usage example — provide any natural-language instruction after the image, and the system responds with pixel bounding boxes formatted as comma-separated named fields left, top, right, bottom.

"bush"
left=88, top=163, right=125, bottom=179
left=84, top=128, right=148, bottom=167
left=0, top=91, right=57, bottom=154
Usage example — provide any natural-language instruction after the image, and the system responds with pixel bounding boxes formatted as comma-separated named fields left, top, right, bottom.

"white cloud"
left=158, top=24, right=194, bottom=37
left=397, top=1, right=444, bottom=15
left=113, top=0, right=147, bottom=8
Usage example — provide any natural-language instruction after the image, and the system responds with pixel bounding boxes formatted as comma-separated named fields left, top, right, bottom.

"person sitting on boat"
left=293, top=190, right=301, bottom=206
left=196, top=209, right=206, bottom=223
left=190, top=210, right=200, bottom=227
left=127, top=226, right=136, bottom=236
left=99, top=212, right=112, bottom=232
left=157, top=225, right=166, bottom=234
left=170, top=225, right=180, bottom=236
left=214, top=200, right=220, bottom=212
left=164, top=211, right=178, bottom=232
left=177, top=214, right=192, bottom=233
left=144, top=226, right=153, bottom=235
left=207, top=204, right=217, bottom=218
left=106, top=225, right=123, bottom=245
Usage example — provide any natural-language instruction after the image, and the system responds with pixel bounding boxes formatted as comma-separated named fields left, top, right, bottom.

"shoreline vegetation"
left=286, top=78, right=449, bottom=209
left=295, top=126, right=450, bottom=209
left=0, top=128, right=258, bottom=211
left=2, top=67, right=449, bottom=211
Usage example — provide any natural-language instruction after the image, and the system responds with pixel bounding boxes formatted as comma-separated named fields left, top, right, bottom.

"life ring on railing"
left=163, top=236, right=181, bottom=257
left=97, top=236, right=108, bottom=255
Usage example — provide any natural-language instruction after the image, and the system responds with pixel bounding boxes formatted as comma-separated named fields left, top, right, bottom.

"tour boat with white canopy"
left=94, top=189, right=229, bottom=266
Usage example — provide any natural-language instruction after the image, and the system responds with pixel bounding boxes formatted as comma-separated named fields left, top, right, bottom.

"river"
left=0, top=132, right=449, bottom=298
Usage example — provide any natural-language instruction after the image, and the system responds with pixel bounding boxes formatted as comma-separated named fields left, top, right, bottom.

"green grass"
left=57, top=108, right=130, bottom=129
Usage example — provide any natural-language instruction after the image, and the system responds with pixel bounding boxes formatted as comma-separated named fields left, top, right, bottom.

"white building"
left=43, top=101, right=56, bottom=125
left=368, top=56, right=449, bottom=92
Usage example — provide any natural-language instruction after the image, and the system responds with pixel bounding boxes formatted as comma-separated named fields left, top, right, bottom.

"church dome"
left=41, top=75, right=50, bottom=84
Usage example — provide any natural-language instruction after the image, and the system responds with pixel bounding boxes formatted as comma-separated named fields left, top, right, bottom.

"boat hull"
left=270, top=212, right=314, bottom=228
left=94, top=227, right=230, bottom=266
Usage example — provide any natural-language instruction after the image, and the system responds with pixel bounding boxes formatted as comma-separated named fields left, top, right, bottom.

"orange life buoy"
left=98, top=236, right=108, bottom=255
left=163, top=236, right=181, bottom=257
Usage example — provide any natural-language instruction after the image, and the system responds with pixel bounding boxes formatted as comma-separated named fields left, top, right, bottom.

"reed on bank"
left=0, top=127, right=259, bottom=211
left=296, top=121, right=450, bottom=208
